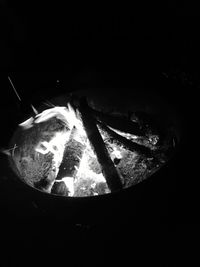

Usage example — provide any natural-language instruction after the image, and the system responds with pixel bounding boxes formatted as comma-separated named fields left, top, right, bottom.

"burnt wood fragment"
left=91, top=108, right=145, bottom=136
left=78, top=98, right=123, bottom=192
left=117, top=151, right=146, bottom=187
left=97, top=121, right=153, bottom=158
left=51, top=181, right=69, bottom=196
left=134, top=111, right=166, bottom=144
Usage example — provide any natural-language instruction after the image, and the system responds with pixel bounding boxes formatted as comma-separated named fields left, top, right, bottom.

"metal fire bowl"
left=6, top=87, right=182, bottom=224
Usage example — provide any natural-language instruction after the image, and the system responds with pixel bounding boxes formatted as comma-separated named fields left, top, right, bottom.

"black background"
left=0, top=1, right=199, bottom=265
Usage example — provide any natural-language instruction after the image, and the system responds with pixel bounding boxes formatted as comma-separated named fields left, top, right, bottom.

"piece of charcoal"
left=134, top=111, right=166, bottom=144
left=51, top=181, right=69, bottom=196
left=91, top=108, right=145, bottom=136
left=97, top=121, right=153, bottom=158
left=117, top=152, right=147, bottom=188
left=113, top=158, right=121, bottom=165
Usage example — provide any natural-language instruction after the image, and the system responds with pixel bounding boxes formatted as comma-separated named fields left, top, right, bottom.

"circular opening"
left=8, top=89, right=180, bottom=198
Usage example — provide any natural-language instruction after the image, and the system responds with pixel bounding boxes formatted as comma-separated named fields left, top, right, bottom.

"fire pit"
left=6, top=88, right=180, bottom=199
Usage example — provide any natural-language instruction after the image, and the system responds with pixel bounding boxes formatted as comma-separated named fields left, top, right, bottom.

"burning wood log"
left=78, top=98, right=123, bottom=192
left=90, top=107, right=145, bottom=136
left=97, top=121, right=154, bottom=158
left=56, top=127, right=85, bottom=180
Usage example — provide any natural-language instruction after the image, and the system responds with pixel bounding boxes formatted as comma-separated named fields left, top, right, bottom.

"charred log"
left=117, top=151, right=147, bottom=187
left=97, top=121, right=153, bottom=158
left=56, top=127, right=85, bottom=180
left=133, top=111, right=166, bottom=144
left=51, top=181, right=69, bottom=196
left=78, top=98, right=123, bottom=192
left=90, top=107, right=145, bottom=136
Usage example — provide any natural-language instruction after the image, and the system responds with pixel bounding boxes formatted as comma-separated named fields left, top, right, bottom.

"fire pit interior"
left=7, top=89, right=178, bottom=197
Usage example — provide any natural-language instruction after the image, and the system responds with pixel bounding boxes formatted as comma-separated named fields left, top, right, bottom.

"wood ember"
left=11, top=117, right=68, bottom=187
left=74, top=178, right=96, bottom=197
left=133, top=111, right=166, bottom=144
left=51, top=181, right=69, bottom=196
left=91, top=107, right=145, bottom=136
left=97, top=121, right=153, bottom=158
left=74, top=178, right=109, bottom=197
left=117, top=151, right=147, bottom=187
left=88, top=156, right=102, bottom=174
left=78, top=98, right=123, bottom=192
left=56, top=127, right=85, bottom=180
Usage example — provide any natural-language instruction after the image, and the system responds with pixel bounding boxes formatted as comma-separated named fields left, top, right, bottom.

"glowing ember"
left=8, top=96, right=176, bottom=197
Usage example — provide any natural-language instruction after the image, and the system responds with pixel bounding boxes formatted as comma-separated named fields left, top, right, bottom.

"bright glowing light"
left=35, top=130, right=71, bottom=175
left=111, top=146, right=123, bottom=160
left=57, top=177, right=74, bottom=196
left=75, top=144, right=108, bottom=186
left=19, top=117, right=34, bottom=129
left=31, top=104, right=38, bottom=115
left=18, top=102, right=149, bottom=197
left=32, top=102, right=109, bottom=196
left=108, top=126, right=138, bottom=140
left=19, top=104, right=80, bottom=130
